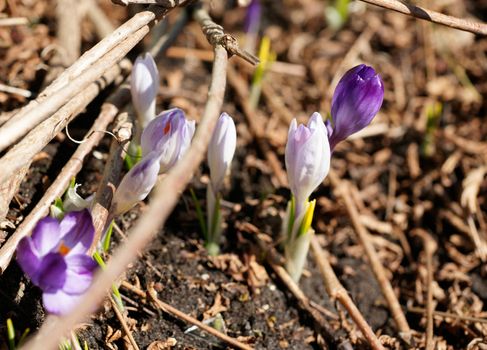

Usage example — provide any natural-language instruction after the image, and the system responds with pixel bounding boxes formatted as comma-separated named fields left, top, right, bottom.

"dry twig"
left=412, top=229, right=437, bottom=350
left=0, top=4, right=186, bottom=153
left=310, top=236, right=385, bottom=350
left=109, top=295, right=140, bottom=350
left=328, top=171, right=412, bottom=340
left=360, top=0, right=487, bottom=35
left=146, top=285, right=253, bottom=350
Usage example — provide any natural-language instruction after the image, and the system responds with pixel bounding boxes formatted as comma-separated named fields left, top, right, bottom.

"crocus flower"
left=285, top=112, right=331, bottom=217
left=141, top=108, right=196, bottom=174
left=112, top=151, right=161, bottom=215
left=131, top=53, right=159, bottom=128
left=328, top=64, right=384, bottom=150
left=16, top=209, right=97, bottom=315
left=208, top=113, right=237, bottom=194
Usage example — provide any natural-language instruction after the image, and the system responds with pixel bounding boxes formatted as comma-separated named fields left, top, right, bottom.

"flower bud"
left=131, top=53, right=159, bottom=128
left=141, top=108, right=196, bottom=174
left=329, top=64, right=384, bottom=150
left=112, top=152, right=160, bottom=215
left=207, top=113, right=237, bottom=194
left=285, top=112, right=330, bottom=216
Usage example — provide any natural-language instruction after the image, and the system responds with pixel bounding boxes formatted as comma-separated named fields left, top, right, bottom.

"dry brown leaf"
left=147, top=338, right=178, bottom=350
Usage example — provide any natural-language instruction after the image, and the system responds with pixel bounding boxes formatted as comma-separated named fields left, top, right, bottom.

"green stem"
left=190, top=188, right=207, bottom=239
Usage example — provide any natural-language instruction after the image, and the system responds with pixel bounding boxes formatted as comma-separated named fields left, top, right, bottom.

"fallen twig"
left=412, top=229, right=437, bottom=350
left=109, top=295, right=140, bottom=350
left=0, top=4, right=188, bottom=153
left=310, top=235, right=385, bottom=350
left=20, top=44, right=228, bottom=350
left=146, top=284, right=253, bottom=350
left=90, top=112, right=133, bottom=254
left=360, top=0, right=487, bottom=35
left=328, top=171, right=412, bottom=341
left=0, top=59, right=131, bottom=187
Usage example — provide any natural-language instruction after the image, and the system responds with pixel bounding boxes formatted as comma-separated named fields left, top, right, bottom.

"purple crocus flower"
left=16, top=209, right=97, bottom=315
left=141, top=108, right=196, bottom=174
left=112, top=151, right=161, bottom=215
left=329, top=64, right=384, bottom=150
left=285, top=112, right=331, bottom=217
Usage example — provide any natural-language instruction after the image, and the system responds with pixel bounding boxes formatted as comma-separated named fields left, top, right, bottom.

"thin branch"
left=89, top=112, right=133, bottom=254
left=328, top=171, right=412, bottom=340
left=0, top=58, right=131, bottom=185
left=0, top=25, right=147, bottom=154
left=0, top=4, right=188, bottom=153
left=360, top=0, right=487, bottom=35
left=412, top=229, right=437, bottom=350
left=193, top=6, right=259, bottom=66
left=0, top=86, right=131, bottom=274
left=109, top=296, right=140, bottom=350
left=310, top=236, right=385, bottom=350
left=146, top=285, right=253, bottom=350
left=20, top=45, right=228, bottom=350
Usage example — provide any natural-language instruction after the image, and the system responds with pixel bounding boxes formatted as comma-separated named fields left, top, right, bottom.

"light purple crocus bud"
left=112, top=152, right=161, bottom=215
left=329, top=64, right=384, bottom=150
left=131, top=53, right=159, bottom=128
left=285, top=112, right=331, bottom=216
left=141, top=108, right=196, bottom=174
left=244, top=0, right=261, bottom=33
left=208, top=113, right=237, bottom=194
left=16, top=209, right=97, bottom=315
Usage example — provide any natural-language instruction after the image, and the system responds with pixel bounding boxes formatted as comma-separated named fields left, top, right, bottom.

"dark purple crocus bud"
left=329, top=64, right=384, bottom=150
left=16, top=209, right=97, bottom=315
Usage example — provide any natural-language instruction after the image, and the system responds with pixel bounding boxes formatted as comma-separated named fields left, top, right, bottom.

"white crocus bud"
left=207, top=113, right=237, bottom=194
left=285, top=112, right=330, bottom=217
left=111, top=152, right=160, bottom=215
left=205, top=113, right=237, bottom=255
left=131, top=53, right=159, bottom=128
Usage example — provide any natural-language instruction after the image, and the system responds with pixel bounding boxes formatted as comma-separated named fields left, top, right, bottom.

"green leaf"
left=102, top=220, right=114, bottom=252
left=7, top=319, right=15, bottom=350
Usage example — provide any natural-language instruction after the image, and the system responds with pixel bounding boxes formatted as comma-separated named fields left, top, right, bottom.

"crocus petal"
left=112, top=152, right=161, bottom=215
left=16, top=237, right=42, bottom=285
left=36, top=253, right=67, bottom=292
left=285, top=113, right=330, bottom=215
left=31, top=216, right=61, bottom=256
left=141, top=108, right=195, bottom=174
left=42, top=289, right=84, bottom=315
left=62, top=254, right=97, bottom=294
left=131, top=53, right=159, bottom=128
left=60, top=209, right=95, bottom=255
left=207, top=113, right=237, bottom=193
left=330, top=64, right=384, bottom=149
